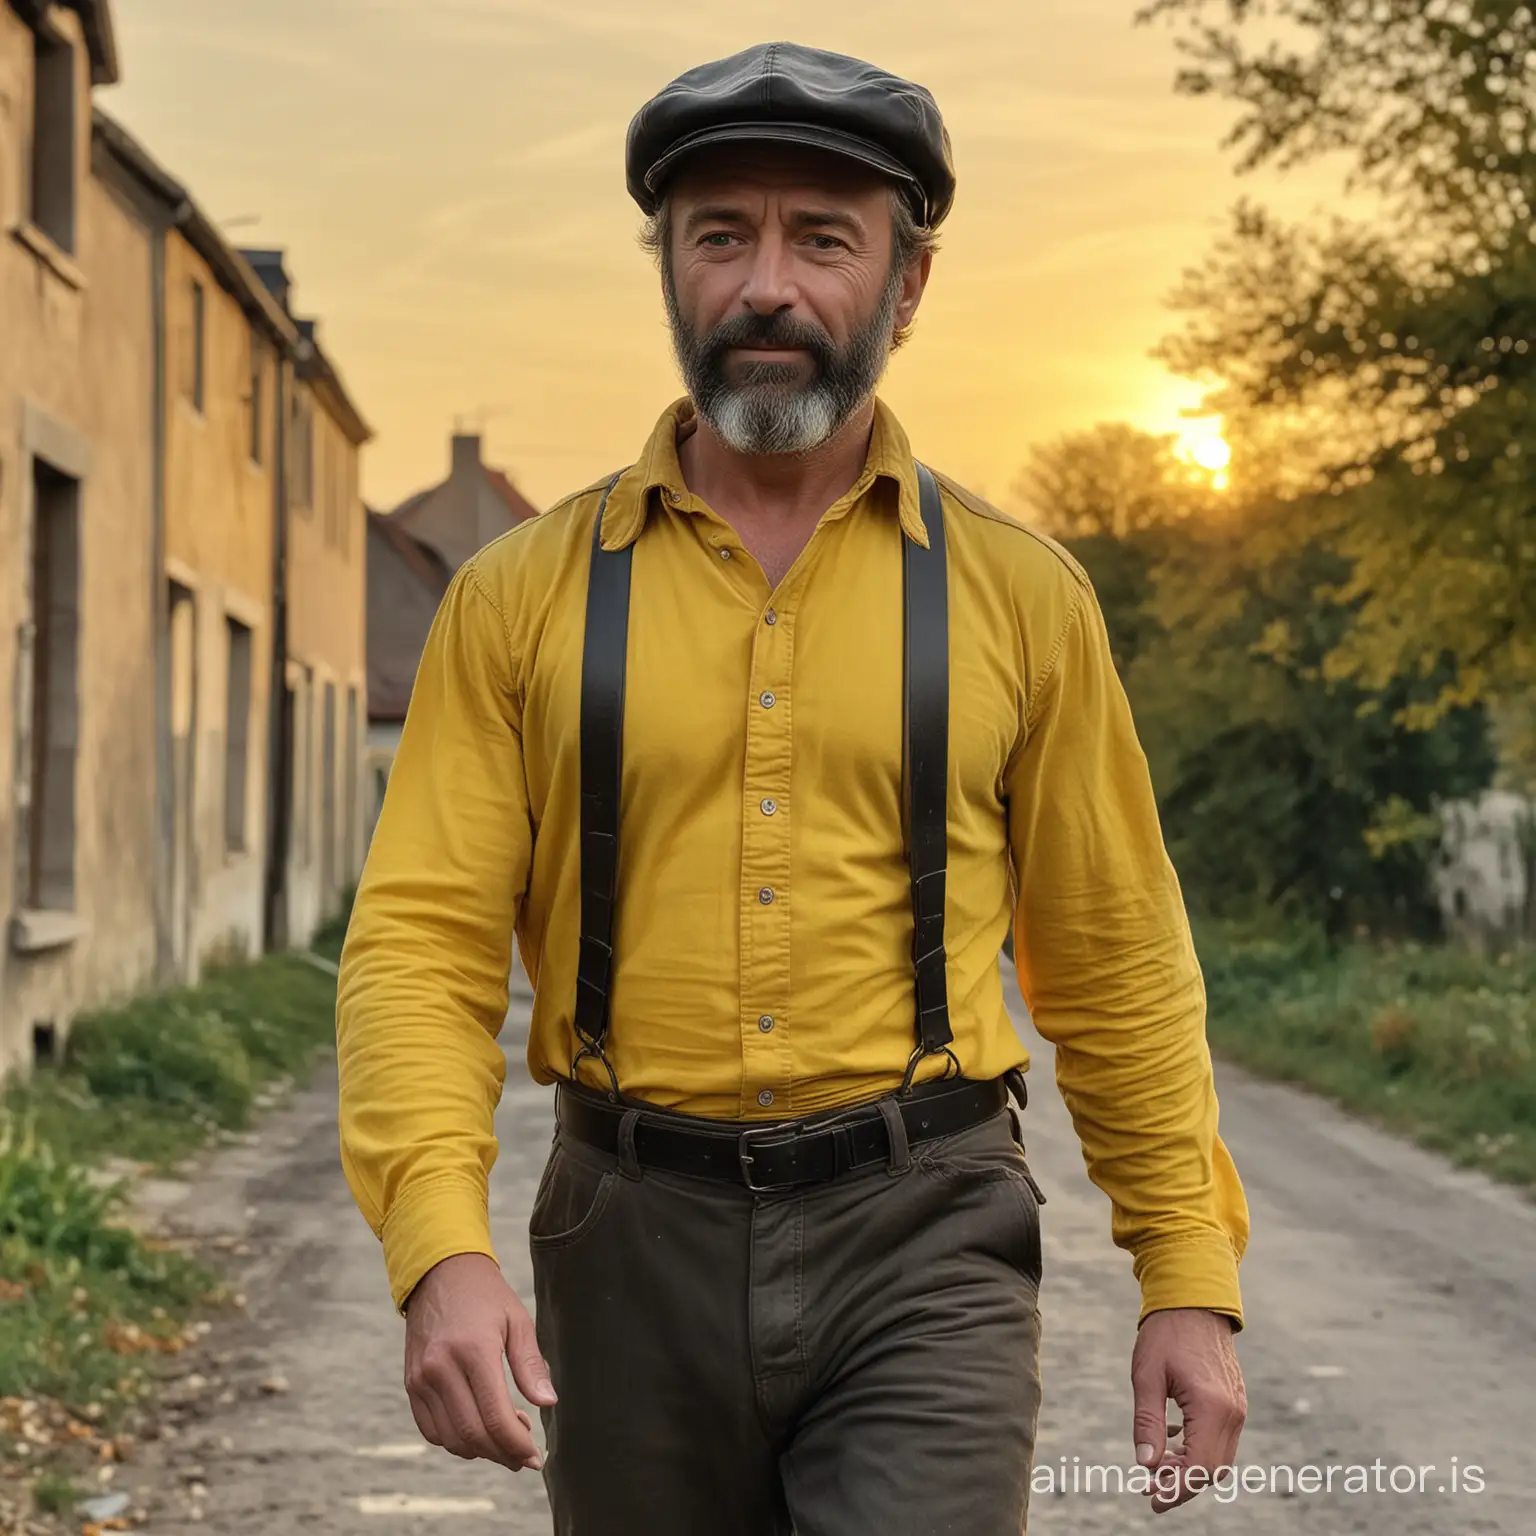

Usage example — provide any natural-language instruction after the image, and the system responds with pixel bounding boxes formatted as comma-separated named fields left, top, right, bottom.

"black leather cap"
left=626, top=42, right=955, bottom=228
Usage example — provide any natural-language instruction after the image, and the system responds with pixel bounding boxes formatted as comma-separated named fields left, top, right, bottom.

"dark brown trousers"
left=529, top=1089, right=1044, bottom=1534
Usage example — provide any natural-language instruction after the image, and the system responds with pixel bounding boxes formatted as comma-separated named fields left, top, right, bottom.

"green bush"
left=9, top=953, right=339, bottom=1169
left=0, top=946, right=338, bottom=1458
left=1198, top=924, right=1536, bottom=1184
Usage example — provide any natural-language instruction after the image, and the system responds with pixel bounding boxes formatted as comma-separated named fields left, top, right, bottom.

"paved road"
left=123, top=960, right=1536, bottom=1533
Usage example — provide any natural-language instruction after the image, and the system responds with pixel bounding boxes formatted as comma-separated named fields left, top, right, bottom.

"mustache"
left=696, top=310, right=836, bottom=369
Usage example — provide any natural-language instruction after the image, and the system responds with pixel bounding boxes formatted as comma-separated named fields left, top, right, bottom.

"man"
left=338, top=41, right=1249, bottom=1534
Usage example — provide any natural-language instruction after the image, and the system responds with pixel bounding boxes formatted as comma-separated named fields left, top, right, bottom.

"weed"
left=1199, top=923, right=1536, bottom=1186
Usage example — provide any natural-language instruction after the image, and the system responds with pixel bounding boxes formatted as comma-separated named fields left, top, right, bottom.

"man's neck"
left=675, top=399, right=877, bottom=527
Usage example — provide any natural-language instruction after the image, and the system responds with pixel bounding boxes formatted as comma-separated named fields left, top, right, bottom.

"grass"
left=7, top=954, right=340, bottom=1173
left=0, top=905, right=350, bottom=1521
left=1197, top=922, right=1536, bottom=1187
left=0, top=1120, right=214, bottom=1414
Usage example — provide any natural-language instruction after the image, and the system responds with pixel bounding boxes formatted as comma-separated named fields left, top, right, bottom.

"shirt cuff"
left=1134, top=1233, right=1245, bottom=1331
left=381, top=1174, right=499, bottom=1314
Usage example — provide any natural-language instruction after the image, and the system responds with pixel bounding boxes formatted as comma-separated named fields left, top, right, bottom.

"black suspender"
left=573, top=472, right=630, bottom=1096
left=905, top=463, right=953, bottom=1063
left=575, top=463, right=952, bottom=1097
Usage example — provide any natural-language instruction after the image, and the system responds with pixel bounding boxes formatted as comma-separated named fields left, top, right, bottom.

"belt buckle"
left=737, top=1121, right=804, bottom=1193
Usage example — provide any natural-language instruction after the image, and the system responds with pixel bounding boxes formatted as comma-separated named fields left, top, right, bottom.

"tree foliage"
left=1015, top=425, right=1219, bottom=670
left=1026, top=424, right=1496, bottom=934
left=1138, top=0, right=1536, bottom=709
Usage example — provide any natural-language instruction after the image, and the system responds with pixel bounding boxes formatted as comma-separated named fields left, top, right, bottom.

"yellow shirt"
left=337, top=397, right=1249, bottom=1319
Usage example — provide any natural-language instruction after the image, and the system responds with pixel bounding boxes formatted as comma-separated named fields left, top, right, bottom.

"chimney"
left=451, top=432, right=483, bottom=484
left=437, top=431, right=485, bottom=571
left=238, top=248, right=293, bottom=314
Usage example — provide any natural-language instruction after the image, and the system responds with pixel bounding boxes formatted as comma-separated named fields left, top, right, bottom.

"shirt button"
left=760, top=798, right=777, bottom=816
left=758, top=1015, right=775, bottom=1032
left=759, top=690, right=776, bottom=709
left=764, top=609, right=778, bottom=626
left=719, top=547, right=733, bottom=561
left=758, top=1089, right=775, bottom=1107
left=758, top=887, right=775, bottom=905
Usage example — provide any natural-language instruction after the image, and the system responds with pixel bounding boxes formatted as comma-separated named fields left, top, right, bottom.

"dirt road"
left=120, top=961, right=1536, bottom=1533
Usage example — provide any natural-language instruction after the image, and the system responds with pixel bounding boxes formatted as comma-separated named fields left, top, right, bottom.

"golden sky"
left=102, top=0, right=1338, bottom=513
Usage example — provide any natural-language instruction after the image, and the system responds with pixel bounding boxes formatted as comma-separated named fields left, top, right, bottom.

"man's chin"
left=724, top=362, right=814, bottom=391
left=702, top=391, right=839, bottom=457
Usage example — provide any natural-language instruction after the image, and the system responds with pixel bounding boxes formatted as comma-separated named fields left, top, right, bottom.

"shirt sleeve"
left=336, top=562, right=532, bottom=1312
left=1005, top=578, right=1249, bottom=1327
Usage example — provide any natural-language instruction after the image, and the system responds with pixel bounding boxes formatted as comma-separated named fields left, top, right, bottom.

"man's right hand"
left=403, top=1252, right=557, bottom=1471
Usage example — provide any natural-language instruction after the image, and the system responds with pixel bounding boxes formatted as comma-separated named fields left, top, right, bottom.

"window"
left=16, top=461, right=81, bottom=909
left=28, top=22, right=77, bottom=253
left=248, top=330, right=265, bottom=464
left=224, top=617, right=253, bottom=853
left=321, top=682, right=337, bottom=893
left=319, top=426, right=334, bottom=547
left=317, top=426, right=328, bottom=541
left=293, top=667, right=312, bottom=867
left=344, top=686, right=359, bottom=881
left=167, top=584, right=196, bottom=968
left=370, top=764, right=389, bottom=836
left=289, top=389, right=314, bottom=511
left=332, top=436, right=345, bottom=550
left=189, top=280, right=206, bottom=412
left=340, top=452, right=353, bottom=559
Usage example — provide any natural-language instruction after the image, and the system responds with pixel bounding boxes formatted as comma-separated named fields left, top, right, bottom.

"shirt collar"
left=599, top=396, right=929, bottom=550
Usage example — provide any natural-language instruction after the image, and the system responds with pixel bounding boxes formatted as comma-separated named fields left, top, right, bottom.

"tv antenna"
left=455, top=405, right=512, bottom=435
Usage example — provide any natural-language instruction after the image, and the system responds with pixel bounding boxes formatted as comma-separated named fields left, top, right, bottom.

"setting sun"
left=1175, top=421, right=1233, bottom=491
left=1189, top=435, right=1232, bottom=474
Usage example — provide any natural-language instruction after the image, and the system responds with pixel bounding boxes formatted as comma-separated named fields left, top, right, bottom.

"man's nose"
left=739, top=235, right=799, bottom=315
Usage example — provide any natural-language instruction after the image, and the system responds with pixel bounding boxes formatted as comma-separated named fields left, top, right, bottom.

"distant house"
left=1436, top=790, right=1533, bottom=952
left=365, top=431, right=539, bottom=837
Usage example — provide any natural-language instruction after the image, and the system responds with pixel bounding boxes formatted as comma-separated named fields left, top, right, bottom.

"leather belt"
left=555, top=1076, right=1010, bottom=1193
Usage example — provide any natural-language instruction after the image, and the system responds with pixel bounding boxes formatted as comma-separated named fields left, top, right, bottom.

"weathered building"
left=364, top=431, right=536, bottom=836
left=0, top=0, right=161, bottom=1075
left=241, top=249, right=373, bottom=948
left=0, top=6, right=374, bottom=1078
left=94, top=116, right=302, bottom=980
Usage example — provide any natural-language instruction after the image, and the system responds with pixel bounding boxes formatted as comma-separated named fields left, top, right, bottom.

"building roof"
left=232, top=256, right=373, bottom=446
left=295, top=319, right=373, bottom=447
left=16, top=0, right=119, bottom=83
left=367, top=510, right=450, bottom=722
left=486, top=466, right=540, bottom=524
left=385, top=437, right=539, bottom=574
left=73, top=0, right=117, bottom=82
left=92, top=109, right=300, bottom=352
left=367, top=439, right=540, bottom=721
left=369, top=507, right=449, bottom=596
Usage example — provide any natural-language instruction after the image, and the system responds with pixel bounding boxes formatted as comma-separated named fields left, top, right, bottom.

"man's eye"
left=807, top=235, right=846, bottom=251
left=701, top=232, right=736, bottom=247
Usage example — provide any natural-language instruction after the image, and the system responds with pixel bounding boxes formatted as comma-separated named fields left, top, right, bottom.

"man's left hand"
left=1131, top=1307, right=1246, bottom=1513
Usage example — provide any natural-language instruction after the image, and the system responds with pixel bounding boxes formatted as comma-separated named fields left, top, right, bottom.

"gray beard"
left=663, top=262, right=903, bottom=457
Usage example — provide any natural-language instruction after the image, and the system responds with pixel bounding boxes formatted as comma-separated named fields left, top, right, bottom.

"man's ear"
left=891, top=250, right=933, bottom=350
left=896, top=249, right=933, bottom=331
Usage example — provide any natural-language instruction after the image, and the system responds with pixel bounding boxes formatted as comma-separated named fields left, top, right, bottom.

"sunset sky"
left=101, top=0, right=1339, bottom=513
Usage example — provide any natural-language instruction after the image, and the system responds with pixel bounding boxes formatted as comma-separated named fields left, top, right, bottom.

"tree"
left=1138, top=0, right=1536, bottom=705
left=1014, top=424, right=1217, bottom=671
left=1127, top=513, right=1496, bottom=935
left=1015, top=417, right=1498, bottom=934
left=1015, top=422, right=1214, bottom=540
